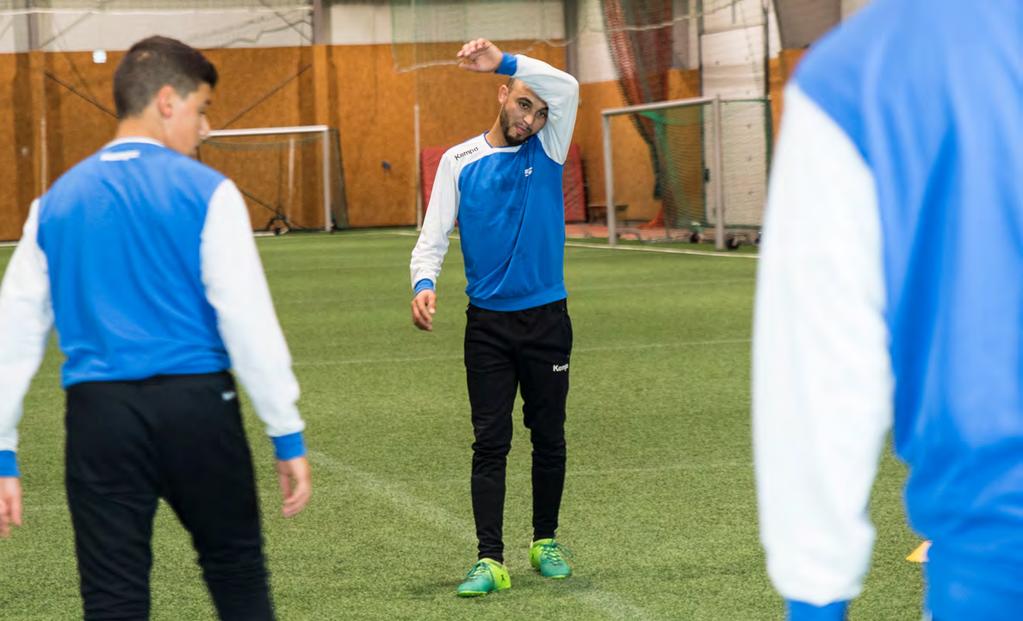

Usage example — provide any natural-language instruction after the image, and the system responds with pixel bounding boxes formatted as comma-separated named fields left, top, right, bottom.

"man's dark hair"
left=113, top=36, right=218, bottom=119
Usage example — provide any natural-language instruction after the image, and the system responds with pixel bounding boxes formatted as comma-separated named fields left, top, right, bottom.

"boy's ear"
left=154, top=85, right=178, bottom=119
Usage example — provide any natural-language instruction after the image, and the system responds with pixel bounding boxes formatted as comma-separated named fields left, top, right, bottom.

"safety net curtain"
left=601, top=0, right=675, bottom=223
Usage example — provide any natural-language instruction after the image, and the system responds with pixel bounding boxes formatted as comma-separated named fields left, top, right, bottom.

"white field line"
left=293, top=337, right=750, bottom=369
left=388, top=229, right=758, bottom=260
left=565, top=241, right=759, bottom=259
left=308, top=450, right=658, bottom=621
left=29, top=338, right=750, bottom=381
left=398, top=461, right=752, bottom=487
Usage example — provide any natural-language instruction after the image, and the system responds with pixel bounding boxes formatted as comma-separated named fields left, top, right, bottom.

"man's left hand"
left=457, top=38, right=503, bottom=73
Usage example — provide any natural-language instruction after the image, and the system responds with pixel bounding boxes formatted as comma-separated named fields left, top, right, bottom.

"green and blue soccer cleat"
left=529, top=538, right=572, bottom=579
left=456, top=558, right=511, bottom=597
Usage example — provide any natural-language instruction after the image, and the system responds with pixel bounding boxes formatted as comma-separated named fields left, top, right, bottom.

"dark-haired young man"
left=0, top=36, right=310, bottom=620
left=409, top=38, right=579, bottom=597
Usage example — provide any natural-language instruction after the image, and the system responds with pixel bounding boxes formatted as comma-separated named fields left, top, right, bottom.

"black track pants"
left=64, top=372, right=274, bottom=621
left=464, top=299, right=572, bottom=563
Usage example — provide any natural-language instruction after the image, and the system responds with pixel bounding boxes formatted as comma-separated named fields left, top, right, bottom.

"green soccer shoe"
left=456, top=558, right=511, bottom=597
left=529, top=538, right=572, bottom=579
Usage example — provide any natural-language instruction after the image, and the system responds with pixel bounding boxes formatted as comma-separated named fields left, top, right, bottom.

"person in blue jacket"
left=753, top=1, right=1022, bottom=619
left=0, top=36, right=311, bottom=620
left=409, top=38, right=579, bottom=597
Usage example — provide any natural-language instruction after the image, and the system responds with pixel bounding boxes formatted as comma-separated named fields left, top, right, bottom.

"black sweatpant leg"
left=517, top=302, right=571, bottom=542
left=65, top=373, right=274, bottom=621
left=65, top=384, right=160, bottom=621
left=151, top=373, right=273, bottom=621
left=465, top=307, right=519, bottom=563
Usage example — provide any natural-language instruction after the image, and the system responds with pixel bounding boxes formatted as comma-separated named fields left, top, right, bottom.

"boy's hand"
left=276, top=456, right=311, bottom=518
left=0, top=477, right=23, bottom=538
left=411, top=290, right=437, bottom=331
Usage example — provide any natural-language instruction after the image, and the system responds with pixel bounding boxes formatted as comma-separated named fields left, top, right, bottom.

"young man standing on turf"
left=0, top=36, right=310, bottom=620
left=409, top=38, right=579, bottom=597
left=753, top=1, right=1022, bottom=619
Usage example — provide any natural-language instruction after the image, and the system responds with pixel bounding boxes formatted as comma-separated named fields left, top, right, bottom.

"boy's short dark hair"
left=113, top=36, right=218, bottom=119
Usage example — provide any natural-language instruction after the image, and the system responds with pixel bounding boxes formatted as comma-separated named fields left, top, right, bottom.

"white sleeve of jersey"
left=201, top=180, right=305, bottom=439
left=753, top=85, right=894, bottom=606
left=0, top=200, right=54, bottom=454
left=513, top=54, right=580, bottom=165
left=410, top=153, right=459, bottom=289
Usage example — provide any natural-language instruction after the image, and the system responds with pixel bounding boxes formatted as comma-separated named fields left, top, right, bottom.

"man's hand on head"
left=456, top=38, right=503, bottom=73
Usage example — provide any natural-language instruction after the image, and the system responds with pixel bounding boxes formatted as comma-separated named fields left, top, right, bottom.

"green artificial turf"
left=0, top=231, right=922, bottom=619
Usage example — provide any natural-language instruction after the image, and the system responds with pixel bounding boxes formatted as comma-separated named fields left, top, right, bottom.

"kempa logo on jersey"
left=552, top=363, right=568, bottom=372
left=454, top=146, right=479, bottom=160
left=524, top=167, right=533, bottom=177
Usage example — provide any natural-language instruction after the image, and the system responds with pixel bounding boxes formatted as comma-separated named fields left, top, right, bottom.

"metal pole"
left=414, top=103, right=422, bottom=230
left=602, top=114, right=616, bottom=246
left=287, top=136, right=295, bottom=225
left=322, top=128, right=331, bottom=231
left=712, top=95, right=725, bottom=250
left=762, top=0, right=770, bottom=99
left=312, top=0, right=327, bottom=45
left=40, top=117, right=47, bottom=193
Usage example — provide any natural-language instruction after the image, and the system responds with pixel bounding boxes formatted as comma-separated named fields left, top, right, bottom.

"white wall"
left=0, top=3, right=313, bottom=53
left=0, top=15, right=29, bottom=54
left=336, top=1, right=564, bottom=46
left=574, top=0, right=616, bottom=84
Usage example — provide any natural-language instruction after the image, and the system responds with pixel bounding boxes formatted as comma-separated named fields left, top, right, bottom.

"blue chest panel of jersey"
left=37, top=142, right=230, bottom=386
left=795, top=0, right=1023, bottom=613
left=457, top=135, right=567, bottom=311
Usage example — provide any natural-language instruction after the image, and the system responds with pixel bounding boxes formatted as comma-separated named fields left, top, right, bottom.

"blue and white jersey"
left=0, top=138, right=306, bottom=475
left=753, top=1, right=1023, bottom=619
left=410, top=54, right=579, bottom=311
left=39, top=141, right=229, bottom=385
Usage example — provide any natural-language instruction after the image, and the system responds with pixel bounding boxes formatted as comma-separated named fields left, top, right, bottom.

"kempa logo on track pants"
left=552, top=363, right=569, bottom=372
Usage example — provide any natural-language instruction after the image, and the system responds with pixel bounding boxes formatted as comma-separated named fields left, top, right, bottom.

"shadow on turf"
left=405, top=574, right=595, bottom=600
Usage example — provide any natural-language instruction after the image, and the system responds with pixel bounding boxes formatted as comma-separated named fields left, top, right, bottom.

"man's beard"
left=499, top=107, right=528, bottom=146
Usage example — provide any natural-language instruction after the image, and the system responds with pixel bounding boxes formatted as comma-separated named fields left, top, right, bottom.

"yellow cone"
left=906, top=541, right=931, bottom=563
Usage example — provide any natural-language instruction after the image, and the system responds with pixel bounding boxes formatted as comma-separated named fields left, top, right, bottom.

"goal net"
left=602, top=96, right=771, bottom=247
left=197, top=126, right=348, bottom=234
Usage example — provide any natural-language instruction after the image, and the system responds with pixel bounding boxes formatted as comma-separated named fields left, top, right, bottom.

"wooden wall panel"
left=330, top=44, right=416, bottom=228
left=0, top=42, right=805, bottom=241
left=41, top=51, right=119, bottom=191
left=0, top=54, right=40, bottom=240
left=330, top=41, right=565, bottom=228
left=8, top=47, right=327, bottom=239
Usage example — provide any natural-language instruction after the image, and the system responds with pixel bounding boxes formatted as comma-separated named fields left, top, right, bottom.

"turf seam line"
left=292, top=338, right=751, bottom=368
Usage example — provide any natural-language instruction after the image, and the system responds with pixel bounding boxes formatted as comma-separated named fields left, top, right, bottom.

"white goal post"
left=601, top=95, right=771, bottom=249
left=203, top=125, right=342, bottom=233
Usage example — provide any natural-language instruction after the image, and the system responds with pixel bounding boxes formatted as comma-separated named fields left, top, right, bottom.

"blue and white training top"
left=753, top=1, right=1023, bottom=619
left=0, top=138, right=306, bottom=476
left=410, top=53, right=579, bottom=311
